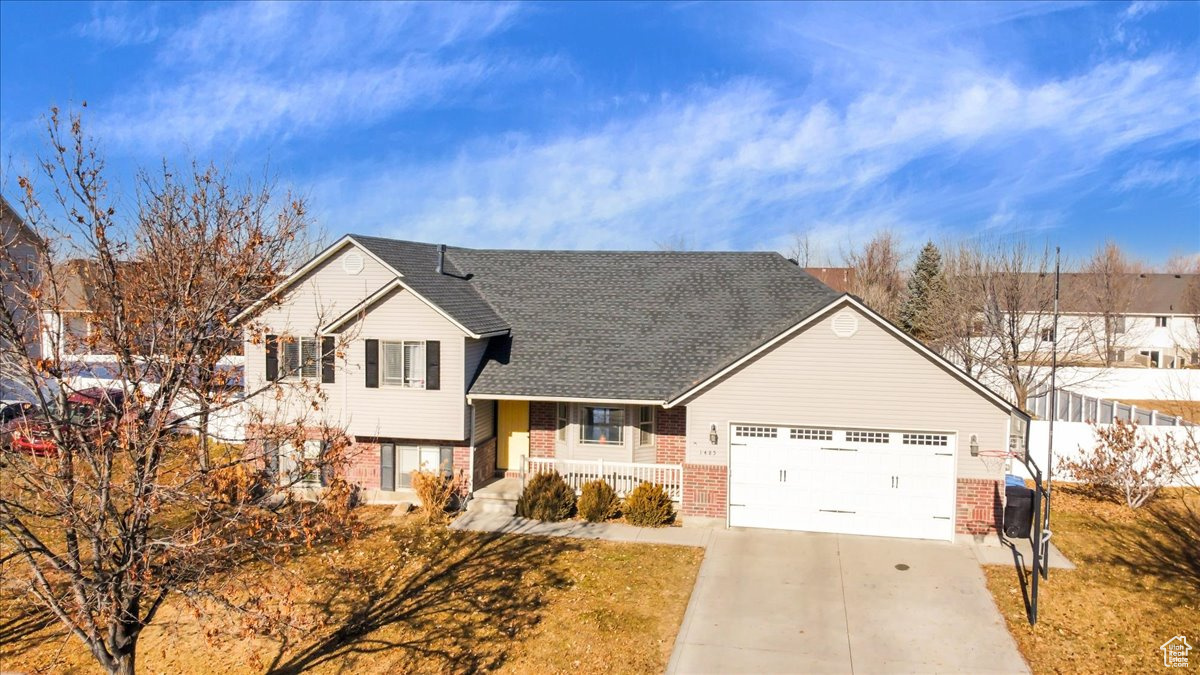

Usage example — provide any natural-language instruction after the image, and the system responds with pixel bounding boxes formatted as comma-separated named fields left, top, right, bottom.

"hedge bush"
left=515, top=471, right=576, bottom=522
left=623, top=482, right=674, bottom=527
left=577, top=479, right=619, bottom=523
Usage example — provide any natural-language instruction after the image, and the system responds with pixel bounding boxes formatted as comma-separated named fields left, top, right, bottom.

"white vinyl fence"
left=523, top=457, right=684, bottom=502
left=1013, top=420, right=1200, bottom=488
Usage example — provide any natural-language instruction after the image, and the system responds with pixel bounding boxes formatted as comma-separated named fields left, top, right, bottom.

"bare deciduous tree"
left=927, top=242, right=992, bottom=378
left=969, top=240, right=1086, bottom=409
left=0, top=108, right=356, bottom=675
left=1078, top=240, right=1143, bottom=366
left=787, top=229, right=823, bottom=267
left=844, top=230, right=905, bottom=321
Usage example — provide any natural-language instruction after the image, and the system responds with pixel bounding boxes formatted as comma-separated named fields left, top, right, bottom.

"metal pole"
left=1044, top=247, right=1060, bottom=580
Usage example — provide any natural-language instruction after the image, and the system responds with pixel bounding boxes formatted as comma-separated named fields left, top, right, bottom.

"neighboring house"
left=239, top=235, right=1029, bottom=542
left=972, top=272, right=1200, bottom=370
left=38, top=258, right=110, bottom=357
left=803, top=266, right=855, bottom=293
left=0, top=195, right=43, bottom=401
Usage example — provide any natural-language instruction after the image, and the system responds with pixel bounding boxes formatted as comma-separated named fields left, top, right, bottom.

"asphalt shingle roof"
left=353, top=235, right=840, bottom=402
left=350, top=235, right=510, bottom=336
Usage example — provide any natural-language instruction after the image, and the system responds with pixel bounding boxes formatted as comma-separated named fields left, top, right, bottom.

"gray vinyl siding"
left=472, top=398, right=495, bottom=443
left=682, top=304, right=1012, bottom=480
left=0, top=217, right=40, bottom=399
left=464, top=337, right=489, bottom=389
left=244, top=243, right=471, bottom=441
left=632, top=443, right=656, bottom=463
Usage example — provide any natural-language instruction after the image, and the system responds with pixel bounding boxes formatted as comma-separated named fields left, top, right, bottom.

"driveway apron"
left=668, top=528, right=1029, bottom=674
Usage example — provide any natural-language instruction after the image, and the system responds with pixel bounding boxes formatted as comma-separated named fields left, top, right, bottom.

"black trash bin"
left=1004, top=485, right=1034, bottom=539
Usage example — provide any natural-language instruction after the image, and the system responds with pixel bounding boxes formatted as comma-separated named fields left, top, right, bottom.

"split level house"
left=238, top=235, right=1031, bottom=543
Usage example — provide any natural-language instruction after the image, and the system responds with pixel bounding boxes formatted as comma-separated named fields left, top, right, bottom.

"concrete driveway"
left=668, top=529, right=1029, bottom=674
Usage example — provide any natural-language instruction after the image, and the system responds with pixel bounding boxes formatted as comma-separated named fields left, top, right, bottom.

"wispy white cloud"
left=310, top=52, right=1199, bottom=251
left=75, top=1, right=161, bottom=46
left=89, top=2, right=528, bottom=150
left=1116, top=159, right=1199, bottom=191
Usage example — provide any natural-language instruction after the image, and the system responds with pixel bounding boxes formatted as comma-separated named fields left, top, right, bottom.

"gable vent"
left=342, top=251, right=364, bottom=275
left=831, top=310, right=858, bottom=337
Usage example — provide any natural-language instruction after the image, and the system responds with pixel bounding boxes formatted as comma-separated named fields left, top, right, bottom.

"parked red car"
left=0, top=389, right=126, bottom=457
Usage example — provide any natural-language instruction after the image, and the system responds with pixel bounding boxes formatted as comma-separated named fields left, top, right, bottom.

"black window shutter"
left=265, top=335, right=279, bottom=381
left=264, top=440, right=279, bottom=482
left=319, top=441, right=333, bottom=487
left=380, top=443, right=395, bottom=491
left=321, top=336, right=336, bottom=384
left=365, top=339, right=379, bottom=388
left=426, top=340, right=440, bottom=390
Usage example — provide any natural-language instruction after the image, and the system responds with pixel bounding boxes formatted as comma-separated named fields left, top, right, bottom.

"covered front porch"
left=475, top=397, right=686, bottom=503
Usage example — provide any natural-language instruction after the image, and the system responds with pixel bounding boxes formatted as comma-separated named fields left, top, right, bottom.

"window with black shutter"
left=321, top=336, right=336, bottom=384
left=365, top=339, right=379, bottom=388
left=425, top=340, right=440, bottom=390
left=264, top=439, right=279, bottom=482
left=265, top=335, right=279, bottom=381
left=380, top=443, right=395, bottom=491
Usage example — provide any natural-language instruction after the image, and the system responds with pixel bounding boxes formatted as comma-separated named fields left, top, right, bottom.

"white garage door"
left=728, top=424, right=956, bottom=541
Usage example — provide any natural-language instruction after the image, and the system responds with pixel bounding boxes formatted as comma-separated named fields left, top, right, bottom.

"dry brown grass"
left=1120, top=399, right=1200, bottom=425
left=1, top=508, right=703, bottom=674
left=984, top=487, right=1200, bottom=674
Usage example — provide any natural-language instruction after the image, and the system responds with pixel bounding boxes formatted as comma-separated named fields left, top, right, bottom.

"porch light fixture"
left=709, top=425, right=718, bottom=445
left=970, top=434, right=979, bottom=456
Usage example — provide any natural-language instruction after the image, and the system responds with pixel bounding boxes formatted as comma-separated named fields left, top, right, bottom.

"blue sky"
left=1, top=1, right=1198, bottom=262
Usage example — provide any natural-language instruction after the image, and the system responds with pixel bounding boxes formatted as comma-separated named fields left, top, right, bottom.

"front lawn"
left=983, top=488, right=1199, bottom=673
left=1, top=508, right=704, bottom=673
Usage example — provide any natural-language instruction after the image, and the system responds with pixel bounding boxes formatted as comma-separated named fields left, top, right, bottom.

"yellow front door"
left=497, top=400, right=530, bottom=471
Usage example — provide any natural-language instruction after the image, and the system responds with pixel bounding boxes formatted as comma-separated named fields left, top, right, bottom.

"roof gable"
left=667, top=295, right=1021, bottom=415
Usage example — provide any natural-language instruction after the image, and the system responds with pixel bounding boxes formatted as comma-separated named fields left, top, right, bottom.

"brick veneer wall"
left=473, top=437, right=497, bottom=487
left=339, top=435, right=471, bottom=496
left=655, top=406, right=686, bottom=465
left=529, top=401, right=557, bottom=458
left=682, top=464, right=727, bottom=518
left=956, top=478, right=1003, bottom=535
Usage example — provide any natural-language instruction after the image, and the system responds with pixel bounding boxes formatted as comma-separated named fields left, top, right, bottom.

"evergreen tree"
left=900, top=241, right=946, bottom=340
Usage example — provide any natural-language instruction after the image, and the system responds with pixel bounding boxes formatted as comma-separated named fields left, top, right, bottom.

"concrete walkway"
left=449, top=511, right=715, bottom=547
left=668, top=529, right=1030, bottom=675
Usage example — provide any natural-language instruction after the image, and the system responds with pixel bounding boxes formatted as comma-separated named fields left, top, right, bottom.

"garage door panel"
left=728, top=425, right=956, bottom=541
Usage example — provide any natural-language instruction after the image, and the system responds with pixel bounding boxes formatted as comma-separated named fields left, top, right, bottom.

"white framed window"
left=382, top=340, right=425, bottom=388
left=281, top=336, right=319, bottom=380
left=1039, top=327, right=1055, bottom=343
left=1108, top=315, right=1126, bottom=334
left=580, top=406, right=624, bottom=445
left=734, top=425, right=776, bottom=438
left=279, top=439, right=323, bottom=487
left=902, top=433, right=949, bottom=446
left=1155, top=316, right=1168, bottom=328
left=396, top=445, right=453, bottom=487
left=846, top=430, right=889, bottom=444
left=556, top=402, right=569, bottom=442
left=637, top=406, right=654, bottom=447
left=790, top=428, right=833, bottom=441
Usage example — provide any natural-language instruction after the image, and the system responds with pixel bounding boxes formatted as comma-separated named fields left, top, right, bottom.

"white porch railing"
left=522, top=457, right=684, bottom=502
